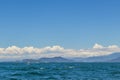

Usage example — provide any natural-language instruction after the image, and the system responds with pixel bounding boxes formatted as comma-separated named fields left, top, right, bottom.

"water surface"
left=0, top=62, right=120, bottom=80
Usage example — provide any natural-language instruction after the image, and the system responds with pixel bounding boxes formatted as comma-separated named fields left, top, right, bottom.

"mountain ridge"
left=21, top=52, right=120, bottom=62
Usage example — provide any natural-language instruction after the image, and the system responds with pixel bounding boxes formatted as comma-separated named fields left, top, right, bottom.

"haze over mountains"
left=0, top=43, right=120, bottom=62
left=0, top=43, right=120, bottom=61
left=22, top=57, right=73, bottom=63
left=22, top=52, right=120, bottom=62
left=73, top=52, right=120, bottom=62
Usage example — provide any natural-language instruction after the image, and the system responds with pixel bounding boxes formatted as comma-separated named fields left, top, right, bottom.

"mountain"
left=22, top=57, right=73, bottom=63
left=73, top=52, right=120, bottom=62
left=22, top=52, right=120, bottom=62
left=110, top=57, right=120, bottom=62
left=22, top=59, right=37, bottom=63
left=38, top=57, right=73, bottom=62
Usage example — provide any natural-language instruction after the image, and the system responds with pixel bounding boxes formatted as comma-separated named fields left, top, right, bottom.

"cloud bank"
left=0, top=43, right=120, bottom=61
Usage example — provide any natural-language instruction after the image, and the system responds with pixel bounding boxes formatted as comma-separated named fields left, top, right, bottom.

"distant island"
left=21, top=52, right=120, bottom=63
left=73, top=52, right=120, bottom=62
left=22, top=57, right=73, bottom=63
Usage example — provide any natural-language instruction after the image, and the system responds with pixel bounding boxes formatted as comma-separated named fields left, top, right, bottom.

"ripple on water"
left=0, top=63, right=120, bottom=80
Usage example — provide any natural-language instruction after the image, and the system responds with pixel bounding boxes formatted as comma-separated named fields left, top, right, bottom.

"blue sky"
left=0, top=0, right=120, bottom=49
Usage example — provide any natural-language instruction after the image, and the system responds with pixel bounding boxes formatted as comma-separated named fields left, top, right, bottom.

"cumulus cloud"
left=93, top=43, right=104, bottom=49
left=0, top=43, right=120, bottom=60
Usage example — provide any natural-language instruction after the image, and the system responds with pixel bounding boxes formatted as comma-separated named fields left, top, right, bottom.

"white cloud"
left=0, top=43, right=120, bottom=60
left=93, top=43, right=104, bottom=49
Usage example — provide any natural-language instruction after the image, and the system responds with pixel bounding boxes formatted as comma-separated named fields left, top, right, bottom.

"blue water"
left=0, top=62, right=120, bottom=80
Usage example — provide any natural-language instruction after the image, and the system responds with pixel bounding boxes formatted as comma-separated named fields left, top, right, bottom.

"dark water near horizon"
left=0, top=62, right=120, bottom=80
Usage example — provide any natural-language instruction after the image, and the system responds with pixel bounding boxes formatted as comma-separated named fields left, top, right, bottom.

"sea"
left=0, top=62, right=120, bottom=80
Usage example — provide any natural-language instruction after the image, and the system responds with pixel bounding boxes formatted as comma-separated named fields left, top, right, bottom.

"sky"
left=0, top=0, right=120, bottom=60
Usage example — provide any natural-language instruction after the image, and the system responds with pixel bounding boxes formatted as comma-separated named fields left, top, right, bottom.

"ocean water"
left=0, top=62, right=120, bottom=80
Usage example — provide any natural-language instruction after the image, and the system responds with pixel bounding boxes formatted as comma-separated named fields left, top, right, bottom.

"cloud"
left=93, top=43, right=104, bottom=49
left=0, top=43, right=120, bottom=61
